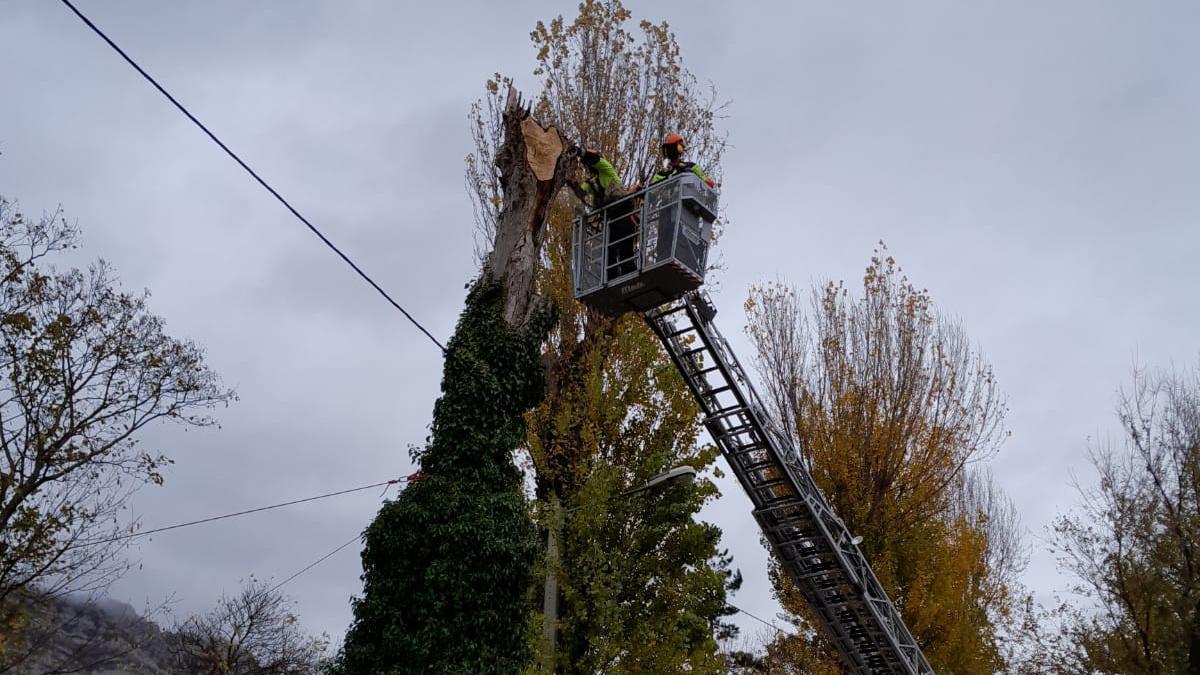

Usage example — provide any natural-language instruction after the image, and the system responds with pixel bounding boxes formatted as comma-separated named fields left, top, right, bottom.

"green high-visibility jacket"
left=580, top=158, right=621, bottom=201
left=651, top=161, right=713, bottom=186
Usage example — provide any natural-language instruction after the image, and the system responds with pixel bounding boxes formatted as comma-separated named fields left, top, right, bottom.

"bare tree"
left=174, top=579, right=327, bottom=675
left=0, top=197, right=234, bottom=666
left=1036, top=361, right=1200, bottom=673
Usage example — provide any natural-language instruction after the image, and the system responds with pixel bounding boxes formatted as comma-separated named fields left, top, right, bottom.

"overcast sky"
left=2, top=0, right=1198, bottom=652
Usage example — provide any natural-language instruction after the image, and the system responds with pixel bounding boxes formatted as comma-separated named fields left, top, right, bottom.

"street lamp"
left=541, top=465, right=698, bottom=672
left=618, top=465, right=697, bottom=497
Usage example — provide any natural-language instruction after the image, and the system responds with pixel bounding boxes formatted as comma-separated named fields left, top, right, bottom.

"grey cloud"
left=2, top=0, right=1197, bottom=647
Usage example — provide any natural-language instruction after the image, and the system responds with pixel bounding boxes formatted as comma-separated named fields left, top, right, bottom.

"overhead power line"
left=57, top=0, right=447, bottom=353
left=729, top=603, right=796, bottom=637
left=267, top=476, right=412, bottom=593
left=269, top=532, right=363, bottom=594
left=69, top=478, right=405, bottom=550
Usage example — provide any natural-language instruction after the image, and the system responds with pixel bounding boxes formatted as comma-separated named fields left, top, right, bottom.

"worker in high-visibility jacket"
left=568, top=148, right=639, bottom=280
left=650, top=133, right=717, bottom=188
left=568, top=148, right=622, bottom=207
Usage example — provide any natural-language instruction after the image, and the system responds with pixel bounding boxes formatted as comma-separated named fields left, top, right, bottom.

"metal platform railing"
left=644, top=292, right=935, bottom=675
left=573, top=174, right=716, bottom=316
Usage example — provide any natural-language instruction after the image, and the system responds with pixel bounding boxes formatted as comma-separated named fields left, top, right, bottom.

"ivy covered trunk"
left=332, top=88, right=572, bottom=674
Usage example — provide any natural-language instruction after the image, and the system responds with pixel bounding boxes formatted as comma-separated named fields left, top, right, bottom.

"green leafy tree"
left=744, top=248, right=1025, bottom=673
left=467, top=2, right=739, bottom=672
left=0, top=197, right=233, bottom=668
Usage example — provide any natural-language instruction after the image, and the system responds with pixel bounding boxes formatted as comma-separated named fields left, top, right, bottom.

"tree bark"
left=484, top=85, right=574, bottom=328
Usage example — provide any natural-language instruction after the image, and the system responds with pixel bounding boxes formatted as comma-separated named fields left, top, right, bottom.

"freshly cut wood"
left=521, top=117, right=564, bottom=181
left=484, top=85, right=573, bottom=327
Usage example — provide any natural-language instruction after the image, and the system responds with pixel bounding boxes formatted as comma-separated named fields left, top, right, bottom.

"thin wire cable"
left=69, top=478, right=403, bottom=550
left=269, top=532, right=362, bottom=594
left=57, top=0, right=447, bottom=353
left=730, top=603, right=796, bottom=637
left=268, top=474, right=406, bottom=593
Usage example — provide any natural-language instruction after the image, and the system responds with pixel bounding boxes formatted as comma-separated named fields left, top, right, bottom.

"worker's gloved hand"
left=566, top=179, right=588, bottom=203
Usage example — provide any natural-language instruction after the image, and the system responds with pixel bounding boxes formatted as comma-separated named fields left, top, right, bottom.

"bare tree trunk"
left=484, top=85, right=573, bottom=328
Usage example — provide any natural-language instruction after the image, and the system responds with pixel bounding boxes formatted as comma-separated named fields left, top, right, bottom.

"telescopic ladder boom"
left=644, top=292, right=935, bottom=675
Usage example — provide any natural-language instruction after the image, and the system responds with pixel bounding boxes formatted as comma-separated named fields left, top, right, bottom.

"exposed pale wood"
left=521, top=117, right=564, bottom=182
left=483, top=86, right=574, bottom=328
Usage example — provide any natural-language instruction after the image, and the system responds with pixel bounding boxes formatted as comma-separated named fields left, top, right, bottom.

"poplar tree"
left=464, top=2, right=740, bottom=672
left=744, top=248, right=1025, bottom=674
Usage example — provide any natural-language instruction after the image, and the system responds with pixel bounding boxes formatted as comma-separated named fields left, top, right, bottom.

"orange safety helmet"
left=661, top=133, right=686, bottom=160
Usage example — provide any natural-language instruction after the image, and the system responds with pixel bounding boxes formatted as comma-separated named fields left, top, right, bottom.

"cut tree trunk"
left=484, top=86, right=574, bottom=328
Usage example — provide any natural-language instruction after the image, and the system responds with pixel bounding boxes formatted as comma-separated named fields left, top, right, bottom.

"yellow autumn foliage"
left=745, top=246, right=1025, bottom=674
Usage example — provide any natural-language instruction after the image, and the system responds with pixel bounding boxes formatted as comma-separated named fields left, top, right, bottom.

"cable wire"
left=269, top=532, right=362, bottom=594
left=57, top=0, right=447, bottom=353
left=729, top=603, right=796, bottom=637
left=267, top=474, right=410, bottom=592
left=69, top=478, right=403, bottom=550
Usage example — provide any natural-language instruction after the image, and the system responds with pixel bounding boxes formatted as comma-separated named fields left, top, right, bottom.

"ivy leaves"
left=333, top=279, right=548, bottom=675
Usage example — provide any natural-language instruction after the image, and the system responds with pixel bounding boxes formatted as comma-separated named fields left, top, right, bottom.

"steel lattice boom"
left=645, top=292, right=935, bottom=675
